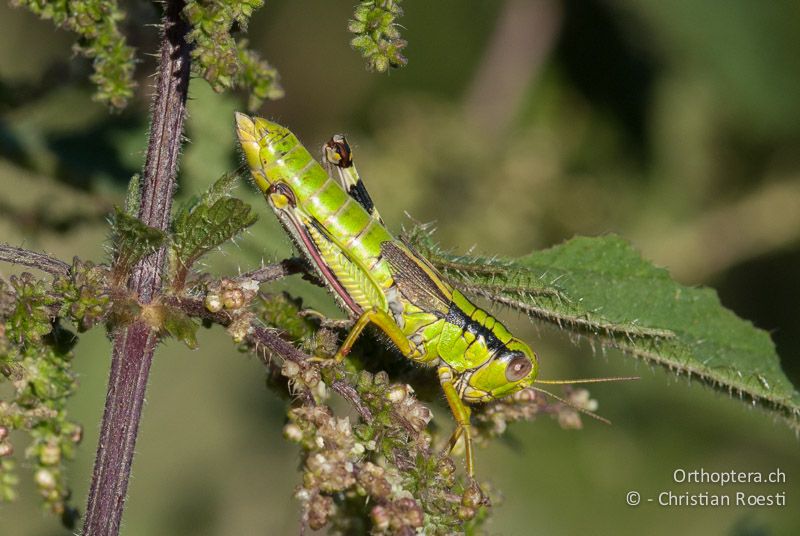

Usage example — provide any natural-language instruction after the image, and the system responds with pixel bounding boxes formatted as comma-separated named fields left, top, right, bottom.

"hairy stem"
left=82, top=2, right=190, bottom=534
left=0, top=243, right=70, bottom=276
left=235, top=257, right=309, bottom=283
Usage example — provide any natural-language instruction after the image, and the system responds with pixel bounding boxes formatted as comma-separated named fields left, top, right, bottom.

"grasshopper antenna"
left=528, top=386, right=612, bottom=425
left=535, top=376, right=639, bottom=385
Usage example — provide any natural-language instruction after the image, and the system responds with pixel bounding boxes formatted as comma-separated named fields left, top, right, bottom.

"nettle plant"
left=0, top=1, right=797, bottom=535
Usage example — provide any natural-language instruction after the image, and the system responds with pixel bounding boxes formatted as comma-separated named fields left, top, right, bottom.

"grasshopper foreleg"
left=439, top=366, right=475, bottom=477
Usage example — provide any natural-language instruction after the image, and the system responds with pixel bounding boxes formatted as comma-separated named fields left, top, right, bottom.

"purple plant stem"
left=82, top=1, right=190, bottom=534
left=0, top=243, right=70, bottom=276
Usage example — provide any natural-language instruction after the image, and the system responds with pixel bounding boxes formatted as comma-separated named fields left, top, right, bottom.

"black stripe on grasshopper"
left=349, top=180, right=378, bottom=218
left=444, top=304, right=507, bottom=356
left=382, top=241, right=516, bottom=361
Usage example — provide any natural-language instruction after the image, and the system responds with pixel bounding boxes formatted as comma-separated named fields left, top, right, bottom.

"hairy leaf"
left=171, top=173, right=258, bottom=288
left=411, top=229, right=800, bottom=429
left=124, top=174, right=141, bottom=216
left=110, top=209, right=167, bottom=285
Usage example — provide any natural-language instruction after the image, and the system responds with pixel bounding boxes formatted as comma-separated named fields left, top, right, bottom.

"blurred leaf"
left=0, top=86, right=142, bottom=190
left=162, top=307, right=198, bottom=350
left=124, top=174, right=140, bottom=216
left=413, top=229, right=800, bottom=428
left=254, top=292, right=316, bottom=342
left=620, top=0, right=800, bottom=137
left=170, top=172, right=258, bottom=288
left=181, top=85, right=239, bottom=189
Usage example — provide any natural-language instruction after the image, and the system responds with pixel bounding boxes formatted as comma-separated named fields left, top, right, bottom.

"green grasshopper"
left=235, top=113, right=539, bottom=476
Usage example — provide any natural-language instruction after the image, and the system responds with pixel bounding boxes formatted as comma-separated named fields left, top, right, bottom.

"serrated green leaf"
left=171, top=173, right=258, bottom=288
left=173, top=171, right=240, bottom=223
left=110, top=209, right=167, bottom=284
left=174, top=197, right=257, bottom=261
left=413, top=230, right=800, bottom=429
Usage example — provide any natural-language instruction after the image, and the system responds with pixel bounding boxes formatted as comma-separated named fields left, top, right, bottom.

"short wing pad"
left=380, top=241, right=452, bottom=315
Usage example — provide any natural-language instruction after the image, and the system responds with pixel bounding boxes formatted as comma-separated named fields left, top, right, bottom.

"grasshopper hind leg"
left=309, top=307, right=416, bottom=364
left=323, top=134, right=383, bottom=224
left=312, top=308, right=480, bottom=482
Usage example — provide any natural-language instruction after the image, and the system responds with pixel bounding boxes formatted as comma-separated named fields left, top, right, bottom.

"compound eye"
left=505, top=354, right=532, bottom=382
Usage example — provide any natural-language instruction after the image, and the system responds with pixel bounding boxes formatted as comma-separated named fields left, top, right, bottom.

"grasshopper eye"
left=505, top=354, right=532, bottom=382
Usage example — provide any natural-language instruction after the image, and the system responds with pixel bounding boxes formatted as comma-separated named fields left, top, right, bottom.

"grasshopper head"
left=461, top=338, right=538, bottom=402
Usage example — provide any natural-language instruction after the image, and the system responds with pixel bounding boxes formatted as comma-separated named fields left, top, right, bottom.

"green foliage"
left=236, top=40, right=285, bottom=111
left=110, top=208, right=167, bottom=285
left=1, top=276, right=82, bottom=521
left=10, top=0, right=286, bottom=111
left=10, top=0, right=136, bottom=108
left=124, top=174, right=141, bottom=216
left=349, top=0, right=407, bottom=72
left=2, top=273, right=57, bottom=344
left=170, top=172, right=258, bottom=289
left=0, top=459, right=19, bottom=502
left=182, top=0, right=283, bottom=110
left=5, top=2, right=800, bottom=533
left=54, top=259, right=111, bottom=332
left=161, top=307, right=198, bottom=349
left=412, top=229, right=800, bottom=428
left=253, top=292, right=316, bottom=341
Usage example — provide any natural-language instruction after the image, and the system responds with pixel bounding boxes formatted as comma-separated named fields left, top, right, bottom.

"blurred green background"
left=2, top=0, right=799, bottom=534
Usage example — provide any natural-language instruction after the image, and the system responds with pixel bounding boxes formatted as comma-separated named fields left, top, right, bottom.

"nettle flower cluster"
left=268, top=321, right=594, bottom=534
